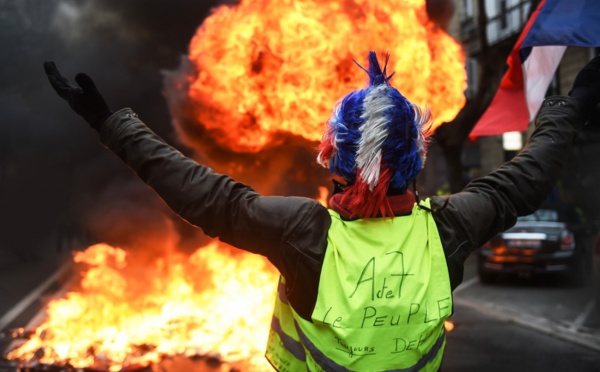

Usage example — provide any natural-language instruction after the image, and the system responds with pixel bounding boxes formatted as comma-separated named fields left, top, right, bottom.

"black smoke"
left=0, top=0, right=222, bottom=263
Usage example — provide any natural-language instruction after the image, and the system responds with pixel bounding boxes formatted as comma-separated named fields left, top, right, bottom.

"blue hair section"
left=353, top=51, right=395, bottom=87
left=381, top=89, right=422, bottom=191
left=327, top=90, right=368, bottom=184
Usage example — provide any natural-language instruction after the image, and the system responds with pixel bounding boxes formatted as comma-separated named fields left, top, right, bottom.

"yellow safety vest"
left=266, top=200, right=452, bottom=371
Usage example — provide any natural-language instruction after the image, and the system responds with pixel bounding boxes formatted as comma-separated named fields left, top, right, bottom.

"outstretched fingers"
left=43, top=61, right=58, bottom=76
left=43, top=61, right=76, bottom=100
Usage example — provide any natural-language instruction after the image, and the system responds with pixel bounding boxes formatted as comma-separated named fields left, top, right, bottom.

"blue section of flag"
left=521, top=0, right=600, bottom=55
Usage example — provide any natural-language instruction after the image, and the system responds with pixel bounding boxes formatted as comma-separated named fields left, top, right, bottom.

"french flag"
left=469, top=0, right=600, bottom=140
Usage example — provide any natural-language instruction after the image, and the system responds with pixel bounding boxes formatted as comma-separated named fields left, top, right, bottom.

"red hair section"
left=340, top=167, right=394, bottom=219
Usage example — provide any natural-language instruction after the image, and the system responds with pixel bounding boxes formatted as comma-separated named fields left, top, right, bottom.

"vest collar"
left=329, top=190, right=416, bottom=219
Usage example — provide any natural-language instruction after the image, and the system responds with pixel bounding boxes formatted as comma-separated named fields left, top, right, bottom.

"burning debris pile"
left=5, top=0, right=466, bottom=370
left=5, top=243, right=277, bottom=371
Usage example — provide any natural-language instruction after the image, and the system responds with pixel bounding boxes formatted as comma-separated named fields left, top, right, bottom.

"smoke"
left=426, top=0, right=456, bottom=30
left=0, top=0, right=223, bottom=263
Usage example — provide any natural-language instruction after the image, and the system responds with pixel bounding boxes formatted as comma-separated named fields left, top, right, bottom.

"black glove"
left=569, top=55, right=600, bottom=114
left=44, top=61, right=113, bottom=130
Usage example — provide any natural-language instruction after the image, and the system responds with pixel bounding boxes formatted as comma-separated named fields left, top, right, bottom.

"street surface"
left=0, top=253, right=599, bottom=371
left=443, top=254, right=600, bottom=371
left=445, top=304, right=600, bottom=371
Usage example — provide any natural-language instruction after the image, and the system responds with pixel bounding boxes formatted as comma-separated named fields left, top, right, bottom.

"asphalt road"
left=444, top=303, right=600, bottom=372
left=443, top=253, right=600, bottom=371
left=454, top=253, right=600, bottom=347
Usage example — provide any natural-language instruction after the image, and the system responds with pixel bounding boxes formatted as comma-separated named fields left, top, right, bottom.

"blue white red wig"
left=317, top=51, right=432, bottom=219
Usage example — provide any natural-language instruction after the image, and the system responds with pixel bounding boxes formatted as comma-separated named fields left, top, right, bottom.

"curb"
left=454, top=297, right=600, bottom=352
left=0, top=262, right=73, bottom=332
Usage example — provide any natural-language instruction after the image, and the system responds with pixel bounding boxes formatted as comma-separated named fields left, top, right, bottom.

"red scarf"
left=329, top=190, right=416, bottom=219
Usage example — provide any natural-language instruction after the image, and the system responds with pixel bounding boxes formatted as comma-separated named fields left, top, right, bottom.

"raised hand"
left=44, top=61, right=113, bottom=130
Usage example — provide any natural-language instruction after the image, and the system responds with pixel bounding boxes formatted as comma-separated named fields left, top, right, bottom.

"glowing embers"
left=6, top=243, right=278, bottom=372
left=181, top=0, right=466, bottom=153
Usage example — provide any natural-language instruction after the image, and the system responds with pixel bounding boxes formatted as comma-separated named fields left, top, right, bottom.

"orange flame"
left=185, top=0, right=466, bottom=153
left=7, top=243, right=278, bottom=371
left=317, top=186, right=329, bottom=207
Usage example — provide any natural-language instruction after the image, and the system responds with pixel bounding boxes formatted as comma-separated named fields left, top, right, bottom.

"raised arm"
left=42, top=62, right=331, bottom=277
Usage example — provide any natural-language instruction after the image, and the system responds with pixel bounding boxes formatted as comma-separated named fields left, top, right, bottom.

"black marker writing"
left=349, top=252, right=413, bottom=301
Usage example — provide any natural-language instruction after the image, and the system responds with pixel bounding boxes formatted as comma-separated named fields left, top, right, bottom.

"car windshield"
left=518, top=209, right=559, bottom=222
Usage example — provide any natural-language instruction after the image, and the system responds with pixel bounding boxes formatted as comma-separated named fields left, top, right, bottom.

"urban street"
left=1, top=252, right=599, bottom=371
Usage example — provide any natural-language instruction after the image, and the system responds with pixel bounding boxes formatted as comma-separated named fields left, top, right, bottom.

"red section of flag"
left=469, top=87, right=529, bottom=138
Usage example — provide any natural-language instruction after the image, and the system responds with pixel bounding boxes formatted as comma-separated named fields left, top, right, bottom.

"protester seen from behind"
left=43, top=52, right=600, bottom=371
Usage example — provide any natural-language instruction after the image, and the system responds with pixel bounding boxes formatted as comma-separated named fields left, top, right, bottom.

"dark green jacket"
left=98, top=96, right=585, bottom=320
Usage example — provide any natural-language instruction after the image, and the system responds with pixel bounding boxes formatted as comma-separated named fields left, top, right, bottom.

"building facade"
left=443, top=0, right=599, bottom=221
left=449, top=0, right=594, bottom=173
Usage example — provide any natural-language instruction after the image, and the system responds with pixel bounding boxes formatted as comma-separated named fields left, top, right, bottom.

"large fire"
left=7, top=242, right=278, bottom=371
left=7, top=0, right=465, bottom=370
left=180, top=0, right=466, bottom=154
left=6, top=189, right=329, bottom=371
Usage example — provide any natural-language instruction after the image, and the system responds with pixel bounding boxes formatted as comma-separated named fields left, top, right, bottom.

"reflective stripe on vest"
left=294, top=320, right=446, bottom=372
left=269, top=279, right=306, bottom=361
left=266, top=199, right=452, bottom=371
left=266, top=277, right=307, bottom=372
left=271, top=316, right=306, bottom=361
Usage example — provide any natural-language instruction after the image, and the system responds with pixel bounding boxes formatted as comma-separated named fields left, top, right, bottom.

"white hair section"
left=356, top=85, right=394, bottom=190
left=412, top=103, right=432, bottom=167
left=316, top=99, right=344, bottom=168
left=316, top=152, right=328, bottom=168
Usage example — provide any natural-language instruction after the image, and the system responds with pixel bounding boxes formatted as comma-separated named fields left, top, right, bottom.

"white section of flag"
left=523, top=45, right=567, bottom=121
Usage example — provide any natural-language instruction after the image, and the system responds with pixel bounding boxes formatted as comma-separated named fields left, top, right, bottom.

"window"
left=499, top=0, right=508, bottom=29
left=461, top=0, right=474, bottom=20
left=488, top=0, right=532, bottom=45
left=465, top=58, right=478, bottom=98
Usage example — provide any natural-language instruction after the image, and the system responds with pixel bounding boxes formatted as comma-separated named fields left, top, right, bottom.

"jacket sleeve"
left=97, top=108, right=331, bottom=279
left=432, top=96, right=587, bottom=289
